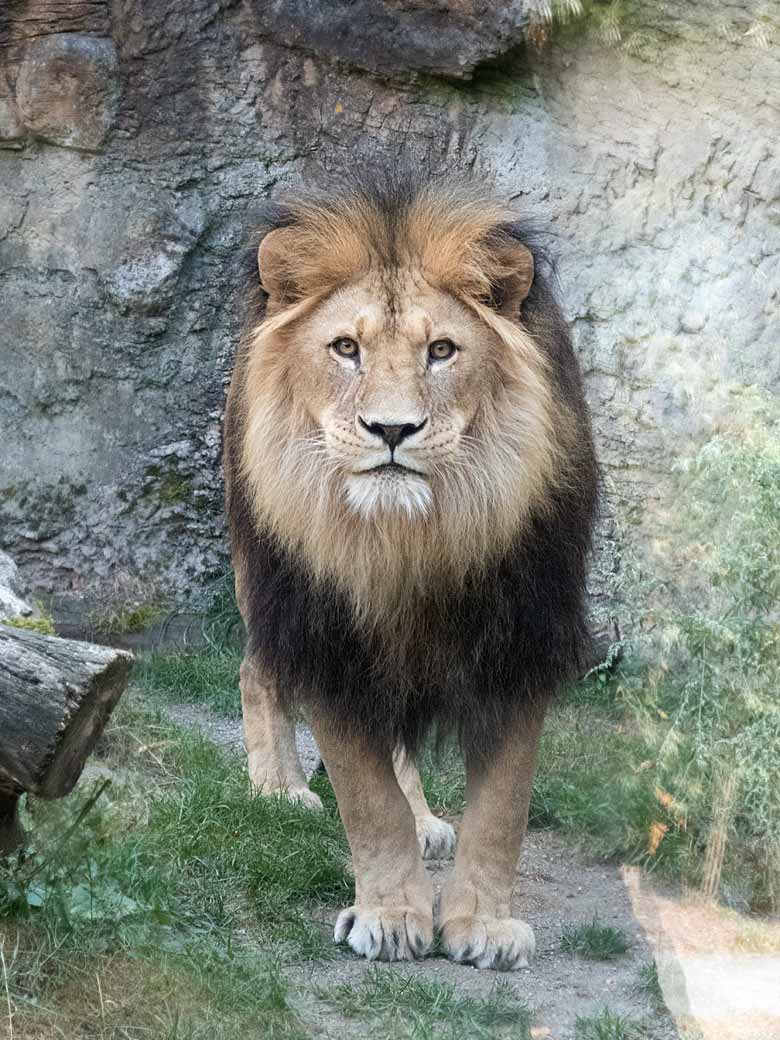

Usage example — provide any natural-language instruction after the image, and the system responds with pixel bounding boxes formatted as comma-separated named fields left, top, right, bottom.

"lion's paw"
left=415, top=815, right=457, bottom=860
left=250, top=780, right=323, bottom=811
left=335, top=906, right=433, bottom=962
left=284, top=786, right=324, bottom=810
left=440, top=914, right=535, bottom=971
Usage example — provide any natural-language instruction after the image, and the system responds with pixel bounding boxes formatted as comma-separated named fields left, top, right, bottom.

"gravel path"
left=160, top=700, right=780, bottom=1039
left=159, top=700, right=685, bottom=1037
left=296, top=830, right=681, bottom=1040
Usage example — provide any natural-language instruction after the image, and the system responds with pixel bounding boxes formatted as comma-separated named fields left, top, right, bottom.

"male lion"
left=224, top=175, right=598, bottom=971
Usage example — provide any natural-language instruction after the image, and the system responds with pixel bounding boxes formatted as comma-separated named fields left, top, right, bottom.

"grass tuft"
left=560, top=918, right=630, bottom=961
left=315, top=967, right=532, bottom=1039
left=575, top=1008, right=648, bottom=1040
left=635, top=960, right=663, bottom=1005
left=3, top=608, right=56, bottom=635
left=420, top=740, right=466, bottom=816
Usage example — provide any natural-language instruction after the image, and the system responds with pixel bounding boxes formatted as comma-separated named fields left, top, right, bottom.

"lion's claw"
left=335, top=906, right=433, bottom=962
left=440, top=914, right=535, bottom=971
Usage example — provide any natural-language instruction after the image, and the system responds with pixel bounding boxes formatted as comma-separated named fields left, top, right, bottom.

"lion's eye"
left=330, top=337, right=360, bottom=360
left=428, top=339, right=457, bottom=363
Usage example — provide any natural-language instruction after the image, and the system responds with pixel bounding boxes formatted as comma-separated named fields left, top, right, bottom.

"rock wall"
left=1, top=0, right=778, bottom=620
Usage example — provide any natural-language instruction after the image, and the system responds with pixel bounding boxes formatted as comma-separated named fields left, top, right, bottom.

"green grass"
left=90, top=599, right=166, bottom=636
left=0, top=924, right=309, bottom=1039
left=420, top=739, right=467, bottom=816
left=575, top=1008, right=648, bottom=1040
left=0, top=696, right=351, bottom=1038
left=315, top=967, right=532, bottom=1040
left=138, top=647, right=243, bottom=716
left=635, top=961, right=663, bottom=1005
left=133, top=572, right=245, bottom=716
left=560, top=918, right=630, bottom=961
left=529, top=701, right=692, bottom=873
left=3, top=607, right=56, bottom=635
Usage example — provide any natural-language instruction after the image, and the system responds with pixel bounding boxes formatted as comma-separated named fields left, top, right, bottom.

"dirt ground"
left=296, top=831, right=681, bottom=1040
left=164, top=701, right=780, bottom=1039
left=164, top=702, right=683, bottom=1038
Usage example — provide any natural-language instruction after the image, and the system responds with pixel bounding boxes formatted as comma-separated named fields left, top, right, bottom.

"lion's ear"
left=257, top=228, right=296, bottom=302
left=488, top=238, right=534, bottom=317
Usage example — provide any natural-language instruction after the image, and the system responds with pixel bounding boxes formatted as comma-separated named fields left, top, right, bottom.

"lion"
left=224, top=174, right=598, bottom=971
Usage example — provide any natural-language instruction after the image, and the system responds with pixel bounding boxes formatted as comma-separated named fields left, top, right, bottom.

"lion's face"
left=289, top=270, right=503, bottom=519
left=238, top=183, right=569, bottom=614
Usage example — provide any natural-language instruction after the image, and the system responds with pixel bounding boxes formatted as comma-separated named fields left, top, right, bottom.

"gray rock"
left=0, top=551, right=34, bottom=621
left=16, top=35, right=120, bottom=152
left=0, top=1, right=777, bottom=621
left=0, top=94, right=24, bottom=146
left=241, top=0, right=531, bottom=80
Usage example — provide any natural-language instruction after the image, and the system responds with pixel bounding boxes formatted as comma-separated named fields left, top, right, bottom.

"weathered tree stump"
left=0, top=624, right=132, bottom=854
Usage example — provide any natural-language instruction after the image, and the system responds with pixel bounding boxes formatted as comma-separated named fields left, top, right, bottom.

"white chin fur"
left=345, top=473, right=432, bottom=519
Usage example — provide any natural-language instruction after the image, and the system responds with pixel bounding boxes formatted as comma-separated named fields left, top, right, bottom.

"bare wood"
left=0, top=624, right=132, bottom=802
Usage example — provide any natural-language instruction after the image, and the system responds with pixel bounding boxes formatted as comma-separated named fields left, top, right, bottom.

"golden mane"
left=247, top=181, right=530, bottom=306
left=230, top=179, right=580, bottom=630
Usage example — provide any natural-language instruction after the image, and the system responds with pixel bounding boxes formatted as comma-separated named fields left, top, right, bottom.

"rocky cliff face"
left=1, top=1, right=778, bottom=620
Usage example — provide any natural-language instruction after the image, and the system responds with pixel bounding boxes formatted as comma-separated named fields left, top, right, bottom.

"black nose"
left=359, top=417, right=427, bottom=450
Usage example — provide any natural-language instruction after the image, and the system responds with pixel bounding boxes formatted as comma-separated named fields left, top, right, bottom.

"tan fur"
left=237, top=189, right=573, bottom=631
left=310, top=707, right=435, bottom=962
left=439, top=704, right=546, bottom=969
left=230, top=185, right=584, bottom=968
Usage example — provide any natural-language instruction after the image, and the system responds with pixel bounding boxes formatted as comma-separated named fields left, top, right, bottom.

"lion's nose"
left=358, top=417, right=428, bottom=450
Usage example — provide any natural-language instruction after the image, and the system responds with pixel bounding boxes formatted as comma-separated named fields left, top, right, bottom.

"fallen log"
left=0, top=624, right=132, bottom=854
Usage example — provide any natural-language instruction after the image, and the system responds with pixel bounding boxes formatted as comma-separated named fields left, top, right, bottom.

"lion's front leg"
left=439, top=704, right=546, bottom=971
left=309, top=712, right=434, bottom=962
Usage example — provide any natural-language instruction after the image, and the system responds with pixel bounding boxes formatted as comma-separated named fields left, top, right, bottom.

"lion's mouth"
left=364, top=461, right=425, bottom=476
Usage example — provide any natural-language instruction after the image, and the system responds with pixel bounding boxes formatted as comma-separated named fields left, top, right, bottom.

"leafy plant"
left=622, top=408, right=780, bottom=908
left=635, top=961, right=663, bottom=1005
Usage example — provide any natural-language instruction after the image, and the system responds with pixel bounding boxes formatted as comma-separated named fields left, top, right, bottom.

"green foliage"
left=635, top=961, right=663, bottom=1005
left=420, top=739, right=466, bottom=816
left=529, top=702, right=690, bottom=867
left=575, top=1009, right=647, bottom=1040
left=198, top=571, right=244, bottom=649
left=560, top=918, right=630, bottom=961
left=0, top=922, right=308, bottom=1039
left=0, top=699, right=351, bottom=1036
left=136, top=571, right=245, bottom=715
left=138, top=646, right=243, bottom=716
left=3, top=606, right=56, bottom=635
left=315, top=968, right=531, bottom=1040
left=621, top=413, right=780, bottom=908
left=95, top=600, right=166, bottom=635
left=523, top=401, right=780, bottom=912
left=527, top=0, right=637, bottom=49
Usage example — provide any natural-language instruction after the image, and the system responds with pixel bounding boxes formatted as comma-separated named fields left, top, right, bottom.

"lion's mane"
left=225, top=174, right=598, bottom=759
